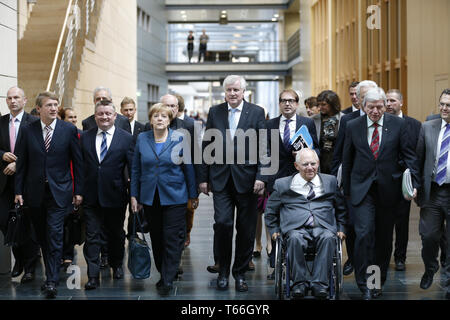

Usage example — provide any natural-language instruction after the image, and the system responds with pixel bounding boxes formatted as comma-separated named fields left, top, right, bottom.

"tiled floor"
left=0, top=194, right=447, bottom=300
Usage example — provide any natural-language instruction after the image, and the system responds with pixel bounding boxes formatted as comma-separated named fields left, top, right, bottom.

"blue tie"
left=283, top=119, right=291, bottom=151
left=229, top=108, right=238, bottom=138
left=100, top=131, right=107, bottom=162
left=436, top=123, right=450, bottom=185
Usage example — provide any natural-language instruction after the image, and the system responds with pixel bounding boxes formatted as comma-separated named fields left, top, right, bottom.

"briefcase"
left=64, top=206, right=86, bottom=246
left=4, top=204, right=30, bottom=247
left=127, top=211, right=151, bottom=279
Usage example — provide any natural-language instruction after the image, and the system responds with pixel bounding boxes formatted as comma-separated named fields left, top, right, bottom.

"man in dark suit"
left=82, top=86, right=131, bottom=133
left=82, top=100, right=134, bottom=290
left=330, top=80, right=377, bottom=276
left=341, top=81, right=360, bottom=114
left=15, top=91, right=83, bottom=298
left=342, top=87, right=420, bottom=299
left=265, top=148, right=346, bottom=299
left=120, top=97, right=145, bottom=141
left=416, top=88, right=450, bottom=300
left=198, top=75, right=267, bottom=292
left=385, top=89, right=422, bottom=271
left=0, top=87, right=40, bottom=284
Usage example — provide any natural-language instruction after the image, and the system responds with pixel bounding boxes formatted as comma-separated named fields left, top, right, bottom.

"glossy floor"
left=0, top=194, right=447, bottom=300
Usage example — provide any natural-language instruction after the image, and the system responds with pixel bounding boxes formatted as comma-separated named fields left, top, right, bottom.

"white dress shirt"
left=435, top=119, right=450, bottom=183
left=367, top=114, right=384, bottom=146
left=279, top=114, right=296, bottom=142
left=129, top=119, right=135, bottom=135
left=227, top=101, right=244, bottom=127
left=9, top=110, right=24, bottom=139
left=96, top=126, right=115, bottom=162
left=40, top=119, right=57, bottom=141
left=290, top=173, right=324, bottom=198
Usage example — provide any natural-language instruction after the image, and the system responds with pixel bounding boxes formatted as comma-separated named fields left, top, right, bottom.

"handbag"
left=127, top=210, right=151, bottom=279
left=64, top=206, right=86, bottom=246
left=4, top=204, right=30, bottom=247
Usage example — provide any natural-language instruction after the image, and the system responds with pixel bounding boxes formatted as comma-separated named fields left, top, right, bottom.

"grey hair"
left=93, top=86, right=112, bottom=101
left=7, top=86, right=26, bottom=98
left=95, top=100, right=116, bottom=112
left=223, top=75, right=246, bottom=91
left=295, top=148, right=319, bottom=164
left=363, top=87, right=387, bottom=107
left=356, top=80, right=378, bottom=99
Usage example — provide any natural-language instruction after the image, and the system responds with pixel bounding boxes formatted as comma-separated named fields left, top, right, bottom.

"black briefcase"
left=64, top=206, right=86, bottom=246
left=4, top=204, right=30, bottom=247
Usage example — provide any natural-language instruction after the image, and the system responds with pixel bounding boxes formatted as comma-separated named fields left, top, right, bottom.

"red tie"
left=370, top=123, right=379, bottom=159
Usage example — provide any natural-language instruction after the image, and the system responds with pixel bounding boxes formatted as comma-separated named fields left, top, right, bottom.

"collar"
left=40, top=119, right=57, bottom=131
left=178, top=113, right=185, bottom=120
left=441, top=119, right=450, bottom=129
left=367, top=114, right=384, bottom=128
left=294, top=173, right=321, bottom=188
left=398, top=111, right=403, bottom=118
left=130, top=119, right=135, bottom=126
left=227, top=100, right=244, bottom=112
left=359, top=109, right=366, bottom=116
left=280, top=114, right=296, bottom=122
left=352, top=105, right=359, bottom=112
left=97, top=125, right=116, bottom=136
left=10, top=110, right=24, bottom=121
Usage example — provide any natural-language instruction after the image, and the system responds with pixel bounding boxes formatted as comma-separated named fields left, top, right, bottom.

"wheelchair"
left=274, top=233, right=343, bottom=300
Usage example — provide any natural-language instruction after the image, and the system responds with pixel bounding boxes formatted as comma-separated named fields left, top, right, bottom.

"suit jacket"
left=266, top=114, right=319, bottom=193
left=82, top=113, right=131, bottom=133
left=416, top=118, right=444, bottom=207
left=130, top=129, right=198, bottom=206
left=330, top=110, right=361, bottom=176
left=81, top=127, right=134, bottom=208
left=426, top=114, right=441, bottom=121
left=15, top=119, right=83, bottom=208
left=198, top=100, right=268, bottom=193
left=264, top=173, right=346, bottom=236
left=342, top=106, right=354, bottom=115
left=132, top=120, right=145, bottom=142
left=0, top=112, right=39, bottom=194
left=342, top=113, right=420, bottom=207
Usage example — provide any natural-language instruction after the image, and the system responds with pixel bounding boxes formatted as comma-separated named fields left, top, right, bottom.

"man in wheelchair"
left=265, top=148, right=347, bottom=299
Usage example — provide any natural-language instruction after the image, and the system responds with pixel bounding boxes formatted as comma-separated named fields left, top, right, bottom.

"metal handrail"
left=46, top=0, right=73, bottom=91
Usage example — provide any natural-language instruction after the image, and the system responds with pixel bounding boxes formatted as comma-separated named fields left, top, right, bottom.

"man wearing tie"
left=81, top=100, right=134, bottom=290
left=0, top=87, right=39, bottom=283
left=416, top=88, right=450, bottom=300
left=198, top=75, right=267, bottom=292
left=15, top=91, right=83, bottom=298
left=342, top=87, right=420, bottom=299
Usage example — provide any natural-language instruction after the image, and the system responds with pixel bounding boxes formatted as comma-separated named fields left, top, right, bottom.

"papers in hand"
left=289, top=125, right=313, bottom=151
left=402, top=168, right=414, bottom=198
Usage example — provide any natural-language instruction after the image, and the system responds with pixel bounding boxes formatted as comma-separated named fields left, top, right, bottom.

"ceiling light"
left=233, top=34, right=241, bottom=38
left=221, top=14, right=226, bottom=18
left=274, top=14, right=279, bottom=18
left=272, top=18, right=277, bottom=21
left=221, top=10, right=227, bottom=14
left=181, top=11, right=186, bottom=14
left=231, top=46, right=237, bottom=50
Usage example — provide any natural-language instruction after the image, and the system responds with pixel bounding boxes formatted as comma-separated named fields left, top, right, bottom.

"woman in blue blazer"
left=130, top=103, right=198, bottom=294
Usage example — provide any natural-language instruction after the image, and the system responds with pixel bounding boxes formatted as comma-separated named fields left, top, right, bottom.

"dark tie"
left=44, top=125, right=52, bottom=152
left=436, top=123, right=450, bottom=185
left=100, top=131, right=107, bottom=162
left=283, top=119, right=291, bottom=151
left=370, top=122, right=380, bottom=159
left=305, top=182, right=315, bottom=227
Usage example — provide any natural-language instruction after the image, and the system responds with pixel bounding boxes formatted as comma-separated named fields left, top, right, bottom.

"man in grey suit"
left=265, top=148, right=346, bottom=299
left=416, top=88, right=450, bottom=300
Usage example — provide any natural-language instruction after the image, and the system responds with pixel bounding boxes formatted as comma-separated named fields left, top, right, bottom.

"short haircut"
left=95, top=99, right=115, bottom=112
left=93, top=86, right=112, bottom=101
left=295, top=148, right=319, bottom=164
left=148, top=103, right=173, bottom=123
left=120, top=97, right=136, bottom=108
left=440, top=88, right=450, bottom=100
left=386, top=89, right=403, bottom=102
left=304, top=96, right=318, bottom=107
left=356, top=80, right=378, bottom=99
left=349, top=81, right=360, bottom=90
left=279, top=89, right=299, bottom=103
left=174, top=94, right=185, bottom=112
left=317, top=90, right=341, bottom=114
left=223, top=75, right=246, bottom=91
left=160, top=94, right=178, bottom=105
left=363, top=87, right=387, bottom=107
left=35, top=91, right=59, bottom=107
left=7, top=86, right=26, bottom=98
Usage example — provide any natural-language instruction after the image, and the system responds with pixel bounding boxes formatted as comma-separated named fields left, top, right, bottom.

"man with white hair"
left=342, top=87, right=420, bottom=299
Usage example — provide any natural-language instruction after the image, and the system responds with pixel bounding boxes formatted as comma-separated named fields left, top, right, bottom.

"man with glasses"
left=416, top=88, right=450, bottom=300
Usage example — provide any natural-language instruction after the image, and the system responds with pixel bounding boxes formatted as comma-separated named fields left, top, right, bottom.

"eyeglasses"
left=439, top=102, right=450, bottom=109
left=280, top=99, right=297, bottom=104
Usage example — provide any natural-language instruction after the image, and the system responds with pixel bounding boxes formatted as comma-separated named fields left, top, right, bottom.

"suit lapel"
left=88, top=129, right=99, bottom=164
left=377, top=114, right=390, bottom=156
left=32, top=120, right=46, bottom=152
left=144, top=130, right=159, bottom=159
left=236, top=101, right=249, bottom=130
left=358, top=115, right=373, bottom=156
left=430, top=120, right=442, bottom=161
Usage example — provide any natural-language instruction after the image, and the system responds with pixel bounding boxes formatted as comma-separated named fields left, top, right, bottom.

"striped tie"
left=100, top=131, right=107, bottom=162
left=44, top=125, right=52, bottom=152
left=283, top=119, right=291, bottom=151
left=370, top=122, right=380, bottom=159
left=305, top=182, right=315, bottom=227
left=436, top=123, right=450, bottom=185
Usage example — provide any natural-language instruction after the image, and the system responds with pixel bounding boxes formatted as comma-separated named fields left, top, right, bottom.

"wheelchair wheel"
left=329, top=238, right=343, bottom=300
left=274, top=236, right=284, bottom=300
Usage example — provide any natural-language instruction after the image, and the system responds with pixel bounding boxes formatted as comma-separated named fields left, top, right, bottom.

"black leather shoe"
left=21, top=273, right=35, bottom=284
left=291, top=283, right=306, bottom=299
left=342, top=260, right=353, bottom=276
left=11, top=263, right=23, bottom=278
left=361, top=288, right=372, bottom=300
left=112, top=266, right=124, bottom=279
left=235, top=278, right=248, bottom=292
left=84, top=278, right=99, bottom=290
left=207, top=264, right=220, bottom=273
left=100, top=256, right=109, bottom=269
left=312, top=285, right=328, bottom=299
left=216, top=276, right=229, bottom=291
left=45, top=282, right=57, bottom=299
left=395, top=261, right=406, bottom=271
left=420, top=271, right=434, bottom=289
left=373, top=288, right=382, bottom=298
